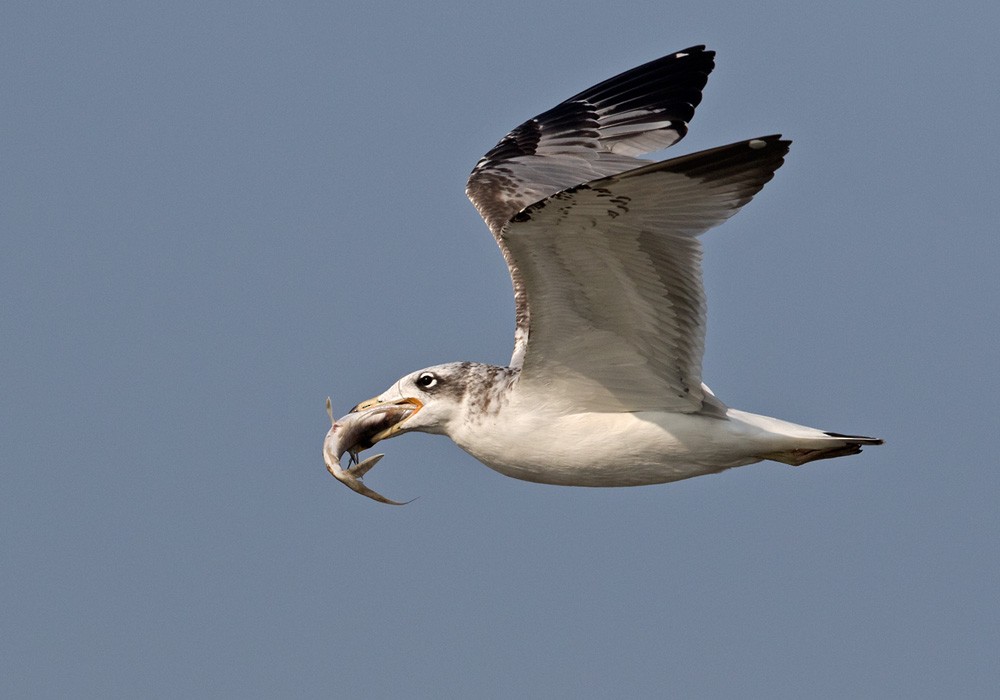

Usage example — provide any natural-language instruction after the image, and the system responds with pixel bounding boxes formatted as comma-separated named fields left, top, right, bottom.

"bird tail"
left=760, top=432, right=884, bottom=466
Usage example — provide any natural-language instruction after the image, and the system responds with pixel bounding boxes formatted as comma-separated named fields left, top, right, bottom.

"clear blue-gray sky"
left=3, top=1, right=998, bottom=697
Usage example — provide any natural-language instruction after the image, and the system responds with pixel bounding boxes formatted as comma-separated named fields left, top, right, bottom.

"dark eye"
left=416, top=372, right=439, bottom=389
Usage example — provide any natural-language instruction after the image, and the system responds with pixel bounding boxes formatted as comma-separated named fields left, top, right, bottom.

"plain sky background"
left=3, top=1, right=999, bottom=697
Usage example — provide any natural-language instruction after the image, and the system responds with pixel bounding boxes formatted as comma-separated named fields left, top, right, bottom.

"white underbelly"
left=451, top=410, right=767, bottom=487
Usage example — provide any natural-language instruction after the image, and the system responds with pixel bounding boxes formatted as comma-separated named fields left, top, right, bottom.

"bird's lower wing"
left=503, top=136, right=790, bottom=413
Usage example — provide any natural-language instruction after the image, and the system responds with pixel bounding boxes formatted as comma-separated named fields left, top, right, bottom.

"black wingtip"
left=675, top=44, right=714, bottom=59
left=825, top=431, right=884, bottom=446
left=623, top=134, right=792, bottom=183
left=566, top=45, right=716, bottom=115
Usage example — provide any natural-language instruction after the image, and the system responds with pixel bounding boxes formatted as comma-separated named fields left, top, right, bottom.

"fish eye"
left=416, top=372, right=439, bottom=389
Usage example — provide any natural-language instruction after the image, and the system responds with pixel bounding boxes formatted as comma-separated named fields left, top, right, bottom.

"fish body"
left=323, top=400, right=416, bottom=505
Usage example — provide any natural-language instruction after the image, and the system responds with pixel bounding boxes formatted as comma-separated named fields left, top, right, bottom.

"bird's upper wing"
left=465, top=47, right=715, bottom=366
left=502, top=136, right=790, bottom=413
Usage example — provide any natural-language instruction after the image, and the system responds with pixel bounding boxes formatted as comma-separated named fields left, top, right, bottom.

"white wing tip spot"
left=748, top=139, right=767, bottom=150
left=675, top=52, right=689, bottom=58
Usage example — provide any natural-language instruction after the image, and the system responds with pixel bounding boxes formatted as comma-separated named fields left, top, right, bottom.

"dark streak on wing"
left=467, top=47, right=715, bottom=232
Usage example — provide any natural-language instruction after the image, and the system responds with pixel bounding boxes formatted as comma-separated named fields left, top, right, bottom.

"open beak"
left=325, top=397, right=422, bottom=506
left=351, top=396, right=423, bottom=444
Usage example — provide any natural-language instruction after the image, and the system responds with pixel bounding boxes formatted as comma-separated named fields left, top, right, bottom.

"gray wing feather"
left=465, top=47, right=716, bottom=366
left=503, top=136, right=791, bottom=413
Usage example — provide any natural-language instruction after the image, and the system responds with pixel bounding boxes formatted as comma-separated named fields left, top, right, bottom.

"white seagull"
left=325, top=46, right=882, bottom=504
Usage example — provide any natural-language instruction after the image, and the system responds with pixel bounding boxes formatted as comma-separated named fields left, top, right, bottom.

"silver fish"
left=323, top=397, right=416, bottom=505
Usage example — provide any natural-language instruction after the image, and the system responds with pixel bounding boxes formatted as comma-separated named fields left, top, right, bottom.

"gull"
left=325, top=46, right=882, bottom=503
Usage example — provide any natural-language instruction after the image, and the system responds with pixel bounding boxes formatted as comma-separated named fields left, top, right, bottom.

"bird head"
left=350, top=362, right=479, bottom=442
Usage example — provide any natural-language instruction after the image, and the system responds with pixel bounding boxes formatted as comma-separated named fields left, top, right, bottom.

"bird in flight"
left=324, top=46, right=882, bottom=504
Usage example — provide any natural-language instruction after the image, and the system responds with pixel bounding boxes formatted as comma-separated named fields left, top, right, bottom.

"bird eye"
left=416, top=373, right=438, bottom=389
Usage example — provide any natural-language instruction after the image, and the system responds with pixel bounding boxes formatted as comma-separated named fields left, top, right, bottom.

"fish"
left=322, top=397, right=416, bottom=505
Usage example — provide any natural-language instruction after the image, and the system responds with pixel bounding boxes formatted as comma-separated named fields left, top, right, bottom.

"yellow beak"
left=352, top=396, right=381, bottom=412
